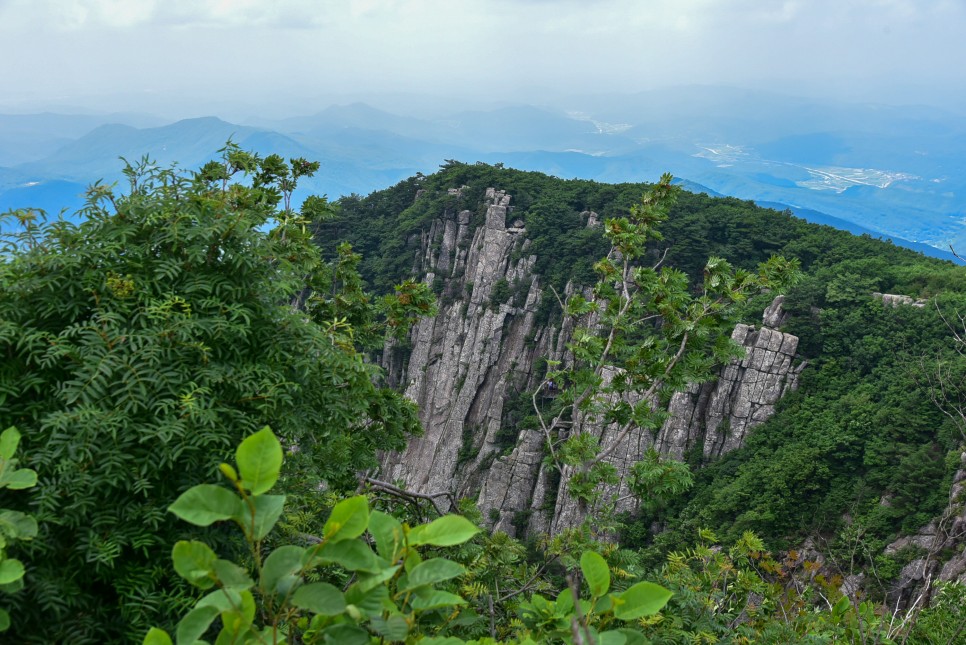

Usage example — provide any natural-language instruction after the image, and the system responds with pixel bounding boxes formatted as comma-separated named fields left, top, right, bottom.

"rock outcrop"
left=883, top=450, right=966, bottom=608
left=380, top=188, right=563, bottom=497
left=379, top=186, right=804, bottom=537
left=873, top=292, right=928, bottom=308
left=535, top=306, right=803, bottom=535
left=656, top=319, right=803, bottom=460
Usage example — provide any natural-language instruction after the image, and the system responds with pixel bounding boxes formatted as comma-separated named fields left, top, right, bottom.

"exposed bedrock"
left=379, top=187, right=803, bottom=537
left=881, top=450, right=966, bottom=609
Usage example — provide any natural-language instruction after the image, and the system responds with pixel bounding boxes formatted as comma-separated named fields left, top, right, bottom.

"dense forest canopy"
left=325, top=160, right=965, bottom=534
left=322, top=160, right=966, bottom=626
left=0, top=153, right=964, bottom=642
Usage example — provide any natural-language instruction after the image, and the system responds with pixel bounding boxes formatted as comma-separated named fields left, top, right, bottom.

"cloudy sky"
left=1, top=0, right=964, bottom=117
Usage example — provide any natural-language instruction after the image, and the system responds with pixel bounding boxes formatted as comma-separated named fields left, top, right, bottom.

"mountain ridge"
left=3, top=87, right=966, bottom=255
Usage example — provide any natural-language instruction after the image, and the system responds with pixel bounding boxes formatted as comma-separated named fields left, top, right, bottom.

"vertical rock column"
left=380, top=189, right=551, bottom=502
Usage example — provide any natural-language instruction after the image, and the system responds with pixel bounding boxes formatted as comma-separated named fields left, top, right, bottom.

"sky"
left=1, top=0, right=965, bottom=118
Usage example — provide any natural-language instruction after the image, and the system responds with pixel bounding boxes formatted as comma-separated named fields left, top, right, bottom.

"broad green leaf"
left=370, top=614, right=409, bottom=641
left=419, top=639, right=465, bottom=645
left=409, top=588, right=467, bottom=612
left=614, top=628, right=649, bottom=645
left=0, top=428, right=20, bottom=460
left=598, top=629, right=628, bottom=645
left=0, top=559, right=24, bottom=585
left=407, top=515, right=480, bottom=547
left=404, top=547, right=422, bottom=572
left=172, top=540, right=217, bottom=589
left=354, top=565, right=401, bottom=594
left=0, top=510, right=38, bottom=539
left=581, top=626, right=604, bottom=645
left=594, top=593, right=614, bottom=614
left=555, top=587, right=574, bottom=613
left=449, top=608, right=481, bottom=627
left=260, top=545, right=305, bottom=596
left=0, top=577, right=23, bottom=594
left=142, top=627, right=173, bottom=645
left=176, top=604, right=220, bottom=645
left=236, top=494, right=285, bottom=540
left=0, top=607, right=9, bottom=632
left=345, top=582, right=391, bottom=617
left=215, top=622, right=257, bottom=645
left=235, top=427, right=282, bottom=495
left=0, top=468, right=36, bottom=490
left=613, top=581, right=672, bottom=620
left=400, top=558, right=465, bottom=591
left=368, top=510, right=403, bottom=560
left=237, top=590, right=257, bottom=624
left=291, top=582, right=346, bottom=616
left=197, top=588, right=244, bottom=613
left=833, top=595, right=851, bottom=617
left=323, top=495, right=369, bottom=542
left=169, top=485, right=244, bottom=527
left=316, top=538, right=384, bottom=572
left=199, top=588, right=256, bottom=641
left=319, top=623, right=369, bottom=645
left=212, top=559, right=254, bottom=591
left=581, top=550, right=610, bottom=597
left=205, top=590, right=256, bottom=633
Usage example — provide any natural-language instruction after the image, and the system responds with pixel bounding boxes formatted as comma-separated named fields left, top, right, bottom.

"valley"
left=2, top=87, right=965, bottom=261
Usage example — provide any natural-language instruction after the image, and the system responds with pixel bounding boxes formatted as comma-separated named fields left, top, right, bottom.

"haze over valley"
left=4, top=1, right=966, bottom=259
left=3, top=86, right=966, bottom=261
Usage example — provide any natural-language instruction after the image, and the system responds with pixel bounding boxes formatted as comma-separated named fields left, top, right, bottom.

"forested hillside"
left=321, top=161, right=966, bottom=631
left=1, top=152, right=964, bottom=643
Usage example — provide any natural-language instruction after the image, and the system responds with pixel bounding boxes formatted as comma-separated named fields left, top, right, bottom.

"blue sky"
left=2, top=0, right=964, bottom=117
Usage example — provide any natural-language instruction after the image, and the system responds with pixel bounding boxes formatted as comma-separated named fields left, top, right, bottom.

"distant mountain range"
left=2, top=86, right=964, bottom=262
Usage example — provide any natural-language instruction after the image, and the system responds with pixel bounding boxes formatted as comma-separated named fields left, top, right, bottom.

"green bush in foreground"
left=0, top=427, right=37, bottom=632
left=147, top=427, right=672, bottom=644
left=0, top=147, right=430, bottom=641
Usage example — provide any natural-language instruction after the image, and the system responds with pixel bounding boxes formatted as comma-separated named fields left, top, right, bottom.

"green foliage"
left=0, top=146, right=431, bottom=641
left=328, top=161, right=966, bottom=639
left=645, top=291, right=964, bottom=563
left=235, top=426, right=283, bottom=495
left=154, top=426, right=480, bottom=643
left=0, top=428, right=37, bottom=633
left=319, top=163, right=631, bottom=316
left=906, top=582, right=966, bottom=644
left=151, top=428, right=676, bottom=644
left=628, top=448, right=694, bottom=512
left=409, top=515, right=483, bottom=547
left=489, top=278, right=512, bottom=311
left=533, top=174, right=800, bottom=532
left=4, top=151, right=964, bottom=641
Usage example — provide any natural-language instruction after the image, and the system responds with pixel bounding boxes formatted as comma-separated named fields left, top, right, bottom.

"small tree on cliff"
left=0, top=145, right=433, bottom=642
left=535, top=173, right=800, bottom=533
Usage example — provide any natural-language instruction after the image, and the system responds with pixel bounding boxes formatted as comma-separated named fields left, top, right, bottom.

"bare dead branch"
left=362, top=476, right=456, bottom=516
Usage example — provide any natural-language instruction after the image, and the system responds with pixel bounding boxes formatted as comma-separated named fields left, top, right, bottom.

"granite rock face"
left=379, top=187, right=804, bottom=537
left=656, top=304, right=804, bottom=461
left=872, top=292, right=927, bottom=308
left=762, top=294, right=790, bottom=327
left=882, top=450, right=966, bottom=608
left=541, top=307, right=804, bottom=535
left=699, top=324, right=803, bottom=460
left=380, top=188, right=567, bottom=499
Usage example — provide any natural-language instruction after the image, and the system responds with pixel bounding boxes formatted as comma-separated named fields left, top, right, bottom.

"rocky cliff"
left=380, top=187, right=804, bottom=537
left=882, top=450, right=966, bottom=608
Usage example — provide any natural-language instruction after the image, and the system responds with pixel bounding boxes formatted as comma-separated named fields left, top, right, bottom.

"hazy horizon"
left=2, top=0, right=965, bottom=120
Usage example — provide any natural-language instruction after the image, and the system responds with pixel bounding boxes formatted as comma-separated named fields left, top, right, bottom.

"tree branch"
left=362, top=476, right=456, bottom=516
